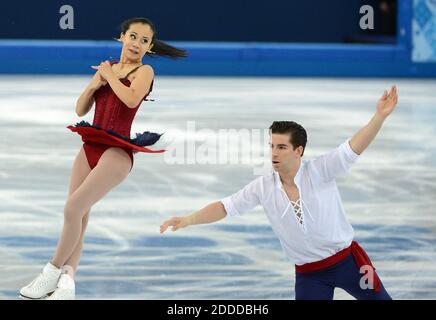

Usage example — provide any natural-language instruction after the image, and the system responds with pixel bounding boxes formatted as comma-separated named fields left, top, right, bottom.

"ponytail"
left=149, top=39, right=188, bottom=59
left=119, top=17, right=188, bottom=59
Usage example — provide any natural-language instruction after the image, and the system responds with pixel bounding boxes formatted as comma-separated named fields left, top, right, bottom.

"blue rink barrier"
left=0, top=0, right=435, bottom=78
left=0, top=40, right=435, bottom=78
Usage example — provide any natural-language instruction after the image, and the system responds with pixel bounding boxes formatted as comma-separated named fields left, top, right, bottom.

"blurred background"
left=0, top=0, right=435, bottom=76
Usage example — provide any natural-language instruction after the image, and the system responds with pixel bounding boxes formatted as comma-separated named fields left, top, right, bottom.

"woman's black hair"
left=119, top=17, right=188, bottom=59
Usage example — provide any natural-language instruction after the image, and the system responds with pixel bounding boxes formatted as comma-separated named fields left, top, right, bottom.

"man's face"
left=270, top=133, right=303, bottom=172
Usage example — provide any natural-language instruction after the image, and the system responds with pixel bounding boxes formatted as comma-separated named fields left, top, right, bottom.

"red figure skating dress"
left=67, top=61, right=164, bottom=170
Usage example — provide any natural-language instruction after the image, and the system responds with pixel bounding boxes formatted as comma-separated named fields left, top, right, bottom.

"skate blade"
left=19, top=292, right=52, bottom=300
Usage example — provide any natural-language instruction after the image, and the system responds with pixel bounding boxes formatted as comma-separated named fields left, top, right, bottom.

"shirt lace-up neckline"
left=291, top=199, right=304, bottom=226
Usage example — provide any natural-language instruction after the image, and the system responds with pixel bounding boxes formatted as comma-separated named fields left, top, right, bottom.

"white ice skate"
left=19, top=262, right=62, bottom=299
left=45, top=273, right=75, bottom=300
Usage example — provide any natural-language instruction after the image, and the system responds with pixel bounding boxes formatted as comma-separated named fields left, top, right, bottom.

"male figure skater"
left=160, top=86, right=398, bottom=300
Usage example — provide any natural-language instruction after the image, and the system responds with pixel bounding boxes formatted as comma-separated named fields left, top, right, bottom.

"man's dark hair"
left=269, top=121, right=307, bottom=156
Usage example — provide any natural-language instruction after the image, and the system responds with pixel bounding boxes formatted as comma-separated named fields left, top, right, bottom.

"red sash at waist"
left=295, top=241, right=381, bottom=292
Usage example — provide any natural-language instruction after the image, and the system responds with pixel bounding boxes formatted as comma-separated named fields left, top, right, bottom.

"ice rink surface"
left=0, top=75, right=435, bottom=299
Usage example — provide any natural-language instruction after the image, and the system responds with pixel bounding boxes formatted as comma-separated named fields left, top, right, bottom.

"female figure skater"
left=19, top=17, right=187, bottom=300
left=161, top=86, right=398, bottom=300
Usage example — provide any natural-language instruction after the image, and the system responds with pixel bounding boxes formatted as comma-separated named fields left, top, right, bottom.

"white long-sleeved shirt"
left=221, top=140, right=360, bottom=266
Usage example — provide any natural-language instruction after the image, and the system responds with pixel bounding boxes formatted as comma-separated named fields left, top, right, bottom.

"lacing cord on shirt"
left=281, top=198, right=315, bottom=223
left=282, top=198, right=314, bottom=234
left=291, top=199, right=304, bottom=225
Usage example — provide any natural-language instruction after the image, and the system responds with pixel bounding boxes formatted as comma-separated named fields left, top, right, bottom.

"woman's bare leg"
left=49, top=147, right=91, bottom=277
left=62, top=147, right=92, bottom=277
left=51, top=147, right=131, bottom=270
left=62, top=214, right=89, bottom=277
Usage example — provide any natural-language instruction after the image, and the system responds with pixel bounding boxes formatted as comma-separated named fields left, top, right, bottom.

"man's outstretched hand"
left=376, top=85, right=398, bottom=118
left=160, top=216, right=190, bottom=234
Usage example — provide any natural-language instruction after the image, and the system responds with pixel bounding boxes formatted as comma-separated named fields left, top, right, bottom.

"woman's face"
left=119, top=22, right=154, bottom=61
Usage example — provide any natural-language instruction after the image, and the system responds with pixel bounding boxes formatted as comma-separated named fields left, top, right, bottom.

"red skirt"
left=67, top=125, right=165, bottom=154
